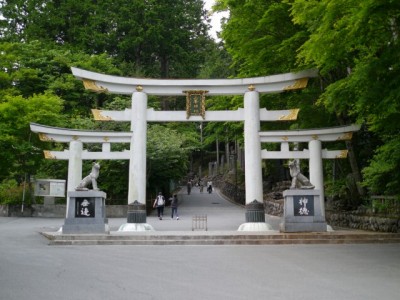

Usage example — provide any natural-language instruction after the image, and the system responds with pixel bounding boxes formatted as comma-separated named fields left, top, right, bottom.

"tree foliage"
left=0, top=1, right=217, bottom=201
left=216, top=0, right=305, bottom=76
left=214, top=0, right=400, bottom=197
left=147, top=125, right=190, bottom=190
left=0, top=92, right=64, bottom=180
left=0, top=40, right=120, bottom=196
left=289, top=0, right=400, bottom=195
left=0, top=0, right=212, bottom=78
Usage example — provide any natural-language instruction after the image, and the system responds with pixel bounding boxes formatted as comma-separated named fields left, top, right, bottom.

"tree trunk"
left=337, top=114, right=365, bottom=197
left=345, top=139, right=365, bottom=197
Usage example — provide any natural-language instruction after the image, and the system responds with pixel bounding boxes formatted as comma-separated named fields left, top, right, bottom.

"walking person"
left=187, top=180, right=192, bottom=195
left=199, top=179, right=204, bottom=193
left=153, top=192, right=165, bottom=220
left=170, top=194, right=179, bottom=220
left=207, top=179, right=213, bottom=194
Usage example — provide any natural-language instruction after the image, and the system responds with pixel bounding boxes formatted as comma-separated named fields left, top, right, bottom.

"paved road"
left=1, top=188, right=400, bottom=300
left=146, top=186, right=282, bottom=231
left=148, top=186, right=254, bottom=231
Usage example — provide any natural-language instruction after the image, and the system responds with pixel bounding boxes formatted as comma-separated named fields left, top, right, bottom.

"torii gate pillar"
left=244, top=90, right=263, bottom=204
left=122, top=89, right=155, bottom=230
left=239, top=90, right=272, bottom=231
left=128, top=90, right=148, bottom=205
left=66, top=140, right=82, bottom=217
left=309, top=139, right=324, bottom=216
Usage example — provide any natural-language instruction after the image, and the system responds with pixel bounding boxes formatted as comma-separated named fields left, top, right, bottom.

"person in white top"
left=207, top=180, right=213, bottom=194
left=153, top=192, right=165, bottom=220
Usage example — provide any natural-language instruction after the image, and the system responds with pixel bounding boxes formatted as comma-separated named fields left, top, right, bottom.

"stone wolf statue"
left=288, top=160, right=315, bottom=189
left=75, top=162, right=100, bottom=191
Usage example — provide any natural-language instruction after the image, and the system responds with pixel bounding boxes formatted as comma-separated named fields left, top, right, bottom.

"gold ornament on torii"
left=184, top=90, right=208, bottom=120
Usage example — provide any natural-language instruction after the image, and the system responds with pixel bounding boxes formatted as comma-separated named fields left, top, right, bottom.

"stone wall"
left=213, top=178, right=245, bottom=206
left=263, top=182, right=289, bottom=217
left=264, top=200, right=283, bottom=216
left=263, top=200, right=400, bottom=233
left=0, top=205, right=35, bottom=217
left=326, top=211, right=400, bottom=233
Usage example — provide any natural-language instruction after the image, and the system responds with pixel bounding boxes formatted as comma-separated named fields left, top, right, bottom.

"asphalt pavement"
left=144, top=185, right=281, bottom=232
left=1, top=187, right=400, bottom=300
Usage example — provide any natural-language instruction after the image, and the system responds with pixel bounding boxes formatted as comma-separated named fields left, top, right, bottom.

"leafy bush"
left=325, top=175, right=361, bottom=210
left=0, top=179, right=30, bottom=205
left=362, top=137, right=400, bottom=195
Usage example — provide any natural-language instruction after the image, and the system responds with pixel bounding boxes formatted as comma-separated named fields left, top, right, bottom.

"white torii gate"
left=32, top=68, right=318, bottom=230
left=259, top=124, right=360, bottom=216
left=70, top=67, right=317, bottom=211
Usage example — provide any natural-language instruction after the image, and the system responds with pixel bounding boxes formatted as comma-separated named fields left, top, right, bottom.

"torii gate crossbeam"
left=71, top=67, right=317, bottom=96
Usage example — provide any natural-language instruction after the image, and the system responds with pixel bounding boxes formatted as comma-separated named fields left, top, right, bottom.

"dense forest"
left=0, top=0, right=399, bottom=208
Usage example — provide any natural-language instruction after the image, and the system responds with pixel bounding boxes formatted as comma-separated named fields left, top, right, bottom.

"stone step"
left=49, top=238, right=400, bottom=246
left=41, top=231, right=400, bottom=246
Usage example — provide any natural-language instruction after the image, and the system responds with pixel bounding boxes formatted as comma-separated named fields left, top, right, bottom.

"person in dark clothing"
left=187, top=180, right=192, bottom=195
left=170, top=194, right=179, bottom=220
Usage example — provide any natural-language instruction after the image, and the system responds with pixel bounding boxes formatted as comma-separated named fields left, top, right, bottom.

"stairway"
left=41, top=231, right=400, bottom=246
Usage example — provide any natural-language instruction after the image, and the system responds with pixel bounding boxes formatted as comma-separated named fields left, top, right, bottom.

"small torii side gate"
left=31, top=68, right=336, bottom=231
left=30, top=124, right=131, bottom=188
left=260, top=125, right=360, bottom=216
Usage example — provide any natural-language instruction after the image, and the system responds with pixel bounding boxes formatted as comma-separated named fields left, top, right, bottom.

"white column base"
left=237, top=222, right=275, bottom=232
left=118, top=223, right=155, bottom=232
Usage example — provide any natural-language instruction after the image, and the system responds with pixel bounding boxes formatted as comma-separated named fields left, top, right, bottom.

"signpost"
left=34, top=179, right=66, bottom=205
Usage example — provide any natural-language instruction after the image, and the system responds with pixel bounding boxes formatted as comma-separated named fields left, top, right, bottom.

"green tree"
left=0, top=92, right=64, bottom=181
left=216, top=0, right=304, bottom=76
left=290, top=0, right=400, bottom=195
left=198, top=41, right=235, bottom=79
left=0, top=0, right=213, bottom=79
left=147, top=124, right=190, bottom=191
left=0, top=40, right=123, bottom=184
left=0, top=41, right=120, bottom=114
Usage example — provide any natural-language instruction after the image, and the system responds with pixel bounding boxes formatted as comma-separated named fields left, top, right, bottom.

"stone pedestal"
left=63, top=191, right=109, bottom=234
left=280, top=189, right=327, bottom=232
left=245, top=200, right=265, bottom=223
left=118, top=200, right=154, bottom=232
left=238, top=200, right=274, bottom=232
left=127, top=201, right=146, bottom=223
